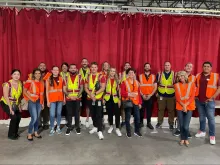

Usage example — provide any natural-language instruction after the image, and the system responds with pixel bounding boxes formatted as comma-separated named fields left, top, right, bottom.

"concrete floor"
left=0, top=121, right=220, bottom=165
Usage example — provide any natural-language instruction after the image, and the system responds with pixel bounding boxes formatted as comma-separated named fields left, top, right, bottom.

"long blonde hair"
left=107, top=67, right=119, bottom=85
left=176, top=71, right=189, bottom=83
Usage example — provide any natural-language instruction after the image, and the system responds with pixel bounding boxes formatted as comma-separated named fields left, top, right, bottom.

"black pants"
left=140, top=97, right=153, bottom=124
left=66, top=100, right=80, bottom=129
left=87, top=100, right=103, bottom=132
left=38, top=101, right=49, bottom=126
left=0, top=101, right=21, bottom=138
left=105, top=96, right=120, bottom=128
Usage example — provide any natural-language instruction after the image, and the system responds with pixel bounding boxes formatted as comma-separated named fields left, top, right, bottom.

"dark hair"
left=69, top=64, right=76, bottom=67
left=144, top=63, right=151, bottom=67
left=49, top=66, right=59, bottom=87
left=91, top=62, right=98, bottom=66
left=126, top=68, right=136, bottom=75
left=11, top=69, right=21, bottom=75
left=32, top=68, right=42, bottom=80
left=203, top=61, right=212, bottom=67
left=61, top=62, right=69, bottom=68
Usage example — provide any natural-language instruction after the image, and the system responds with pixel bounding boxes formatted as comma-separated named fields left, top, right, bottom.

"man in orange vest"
left=84, top=62, right=106, bottom=140
left=174, top=62, right=195, bottom=137
left=195, top=61, right=220, bottom=145
left=139, top=63, right=157, bottom=129
left=79, top=58, right=90, bottom=127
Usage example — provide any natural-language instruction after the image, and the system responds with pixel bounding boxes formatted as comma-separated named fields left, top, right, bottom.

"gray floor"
left=0, top=123, right=220, bottom=165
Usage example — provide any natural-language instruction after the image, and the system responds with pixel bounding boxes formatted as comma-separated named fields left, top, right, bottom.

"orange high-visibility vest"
left=174, top=82, right=195, bottom=110
left=47, top=77, right=64, bottom=103
left=122, top=78, right=140, bottom=105
left=139, top=74, right=156, bottom=95
left=188, top=74, right=196, bottom=83
left=195, top=72, right=219, bottom=99
left=23, top=80, right=44, bottom=104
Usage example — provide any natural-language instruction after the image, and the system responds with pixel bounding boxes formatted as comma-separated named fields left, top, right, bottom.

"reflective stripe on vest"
left=48, top=89, right=63, bottom=93
left=176, top=82, right=192, bottom=100
left=79, top=68, right=90, bottom=81
left=104, top=79, right=119, bottom=103
left=67, top=74, right=81, bottom=97
left=207, top=73, right=218, bottom=89
left=158, top=71, right=175, bottom=94
left=88, top=74, right=103, bottom=99
left=139, top=74, right=155, bottom=87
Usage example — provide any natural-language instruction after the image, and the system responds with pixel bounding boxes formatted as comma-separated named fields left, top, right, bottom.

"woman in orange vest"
left=0, top=69, right=22, bottom=140
left=23, top=68, right=44, bottom=141
left=103, top=67, right=122, bottom=137
left=46, top=66, right=64, bottom=136
left=120, top=68, right=142, bottom=138
left=174, top=71, right=196, bottom=147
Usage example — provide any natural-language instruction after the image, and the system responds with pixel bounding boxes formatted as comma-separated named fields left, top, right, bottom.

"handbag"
left=95, top=81, right=101, bottom=91
left=123, top=100, right=133, bottom=109
left=20, top=98, right=28, bottom=110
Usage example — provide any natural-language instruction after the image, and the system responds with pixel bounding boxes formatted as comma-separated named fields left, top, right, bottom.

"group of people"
left=1, top=59, right=219, bottom=147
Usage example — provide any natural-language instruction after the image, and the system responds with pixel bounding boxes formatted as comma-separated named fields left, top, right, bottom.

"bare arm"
left=46, top=80, right=50, bottom=105
left=78, top=85, right=84, bottom=98
left=95, top=82, right=106, bottom=95
left=210, top=86, right=220, bottom=100
left=3, top=85, right=12, bottom=110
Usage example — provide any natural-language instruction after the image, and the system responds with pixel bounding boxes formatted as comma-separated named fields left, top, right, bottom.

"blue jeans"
left=28, top=100, right=42, bottom=134
left=177, top=110, right=192, bottom=140
left=49, top=101, right=63, bottom=129
left=196, top=99, right=215, bottom=136
left=124, top=104, right=140, bottom=133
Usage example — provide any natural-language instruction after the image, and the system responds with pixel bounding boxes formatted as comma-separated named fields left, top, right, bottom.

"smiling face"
left=62, top=64, right=68, bottom=73
left=164, top=62, right=171, bottom=72
left=185, top=63, right=193, bottom=73
left=11, top=71, right=20, bottom=81
left=124, top=63, right=131, bottom=71
left=203, top=64, right=212, bottom=74
left=81, top=59, right=89, bottom=68
left=103, top=62, right=110, bottom=71
left=91, top=64, right=98, bottom=74
left=144, top=64, right=151, bottom=72
left=38, top=63, right=46, bottom=72
left=109, top=68, right=116, bottom=78
left=51, top=66, right=59, bottom=77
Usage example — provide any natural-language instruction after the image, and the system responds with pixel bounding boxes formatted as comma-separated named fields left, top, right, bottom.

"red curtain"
left=1, top=8, right=220, bottom=119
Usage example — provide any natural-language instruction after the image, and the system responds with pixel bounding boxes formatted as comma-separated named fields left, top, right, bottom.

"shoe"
left=173, top=130, right=180, bottom=137
left=185, top=141, right=190, bottom=147
left=43, top=125, right=49, bottom=130
left=134, top=131, right=142, bottom=137
left=85, top=120, right=90, bottom=128
left=66, top=128, right=71, bottom=136
left=76, top=128, right=81, bottom=135
left=179, top=141, right=184, bottom=146
left=56, top=127, right=62, bottom=134
left=38, top=125, right=43, bottom=129
left=49, top=129, right=55, bottom=136
left=115, top=129, right=122, bottom=137
left=121, top=122, right=126, bottom=128
left=188, top=132, right=192, bottom=139
left=126, top=132, right=131, bottom=138
left=33, top=134, right=42, bottom=139
left=89, top=127, right=98, bottom=134
left=210, top=136, right=216, bottom=145
left=15, top=134, right=20, bottom=138
left=108, top=126, right=114, bottom=134
left=26, top=136, right=33, bottom=141
left=97, top=131, right=104, bottom=140
left=140, top=123, right=144, bottom=128
left=147, top=123, right=154, bottom=130
left=8, top=136, right=18, bottom=140
left=156, top=123, right=162, bottom=128
left=169, top=125, right=174, bottom=130
left=195, top=131, right=206, bottom=138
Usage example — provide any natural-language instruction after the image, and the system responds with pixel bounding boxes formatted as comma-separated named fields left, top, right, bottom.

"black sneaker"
left=134, top=131, right=142, bottom=137
left=121, top=122, right=126, bottom=128
left=140, top=123, right=144, bottom=128
left=169, top=125, right=174, bottom=130
left=188, top=132, right=192, bottom=139
left=43, top=125, right=49, bottom=130
left=156, top=123, right=162, bottom=128
left=147, top=123, right=154, bottom=130
left=76, top=128, right=81, bottom=135
left=8, top=136, right=18, bottom=140
left=126, top=132, right=131, bottom=138
left=173, top=130, right=180, bottom=136
left=66, top=128, right=71, bottom=136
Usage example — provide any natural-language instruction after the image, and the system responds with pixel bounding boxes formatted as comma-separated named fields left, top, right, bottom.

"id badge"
left=80, top=102, right=82, bottom=107
left=98, top=101, right=101, bottom=107
left=92, top=101, right=95, bottom=106
left=160, top=97, right=163, bottom=101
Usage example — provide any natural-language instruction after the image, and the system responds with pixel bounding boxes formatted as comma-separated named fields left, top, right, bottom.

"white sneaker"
left=210, top=136, right=216, bottom=145
left=89, top=127, right=98, bottom=134
left=195, top=131, right=206, bottom=138
left=85, top=120, right=90, bottom=128
left=115, top=129, right=122, bottom=137
left=108, top=126, right=114, bottom=134
left=97, top=131, right=104, bottom=140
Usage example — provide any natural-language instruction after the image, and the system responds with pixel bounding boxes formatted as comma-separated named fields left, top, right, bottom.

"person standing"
left=46, top=66, right=65, bottom=136
left=79, top=58, right=90, bottom=128
left=195, top=61, right=220, bottom=145
left=174, top=62, right=195, bottom=137
left=85, top=62, right=106, bottom=140
left=156, top=62, right=176, bottom=130
left=63, top=64, right=83, bottom=135
left=0, top=69, right=22, bottom=140
left=24, top=69, right=44, bottom=141
left=103, top=67, right=122, bottom=137
left=139, top=63, right=157, bottom=129
left=174, top=71, right=196, bottom=147
left=121, top=68, right=142, bottom=138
